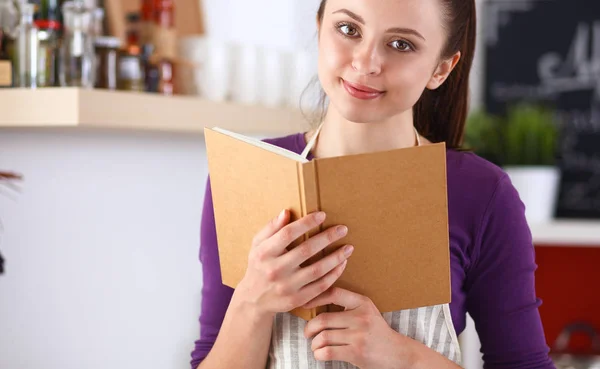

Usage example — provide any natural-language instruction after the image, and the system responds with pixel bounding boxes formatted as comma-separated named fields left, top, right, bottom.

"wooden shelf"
left=0, top=88, right=310, bottom=136
left=532, top=220, right=600, bottom=247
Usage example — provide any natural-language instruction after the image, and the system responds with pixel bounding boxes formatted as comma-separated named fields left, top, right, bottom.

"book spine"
left=289, top=161, right=327, bottom=320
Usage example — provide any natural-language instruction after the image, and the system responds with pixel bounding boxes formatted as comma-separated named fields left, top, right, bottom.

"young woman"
left=190, top=0, right=557, bottom=368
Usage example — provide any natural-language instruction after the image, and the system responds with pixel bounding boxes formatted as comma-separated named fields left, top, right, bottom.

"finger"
left=311, top=328, right=351, bottom=351
left=302, top=287, right=364, bottom=311
left=265, top=211, right=326, bottom=256
left=313, top=344, right=356, bottom=364
left=279, top=225, right=349, bottom=267
left=251, top=209, right=289, bottom=248
left=297, top=260, right=347, bottom=305
left=289, top=244, right=353, bottom=289
left=304, top=311, right=351, bottom=339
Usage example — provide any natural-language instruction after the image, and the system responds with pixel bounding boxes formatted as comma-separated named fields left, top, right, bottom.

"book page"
left=211, top=127, right=309, bottom=163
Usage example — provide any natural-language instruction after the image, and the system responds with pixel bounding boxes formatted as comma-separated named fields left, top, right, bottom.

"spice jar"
left=117, top=50, right=144, bottom=91
left=35, top=19, right=60, bottom=87
left=94, top=35, right=119, bottom=89
left=59, top=0, right=95, bottom=88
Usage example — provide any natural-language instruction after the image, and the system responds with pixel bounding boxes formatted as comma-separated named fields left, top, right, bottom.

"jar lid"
left=95, top=36, right=122, bottom=49
left=34, top=20, right=62, bottom=30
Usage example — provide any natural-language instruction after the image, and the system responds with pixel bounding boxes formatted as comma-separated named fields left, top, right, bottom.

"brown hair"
left=316, top=0, right=476, bottom=149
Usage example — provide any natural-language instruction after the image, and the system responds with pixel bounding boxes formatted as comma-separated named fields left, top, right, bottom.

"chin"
left=329, top=95, right=392, bottom=124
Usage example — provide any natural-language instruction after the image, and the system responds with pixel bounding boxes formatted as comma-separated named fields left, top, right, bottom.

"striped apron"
left=267, top=304, right=462, bottom=368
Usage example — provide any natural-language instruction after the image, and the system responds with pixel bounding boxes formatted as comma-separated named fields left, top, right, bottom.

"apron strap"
left=300, top=122, right=324, bottom=159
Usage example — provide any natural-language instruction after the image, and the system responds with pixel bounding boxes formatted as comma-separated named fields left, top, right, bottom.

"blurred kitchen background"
left=0, top=0, right=599, bottom=368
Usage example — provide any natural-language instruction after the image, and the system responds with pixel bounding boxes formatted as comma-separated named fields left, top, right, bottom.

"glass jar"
left=15, top=3, right=37, bottom=87
left=117, top=50, right=144, bottom=91
left=0, top=29, right=13, bottom=87
left=59, top=0, right=95, bottom=87
left=94, top=35, right=119, bottom=89
left=35, top=19, right=60, bottom=87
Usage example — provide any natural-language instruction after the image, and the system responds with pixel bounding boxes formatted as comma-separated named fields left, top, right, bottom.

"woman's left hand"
left=303, top=287, right=417, bottom=369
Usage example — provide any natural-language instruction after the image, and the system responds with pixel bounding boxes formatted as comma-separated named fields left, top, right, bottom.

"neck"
left=311, top=107, right=418, bottom=158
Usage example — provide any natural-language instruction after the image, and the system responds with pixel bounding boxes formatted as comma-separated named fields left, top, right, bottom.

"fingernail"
left=279, top=209, right=286, bottom=221
left=344, top=245, right=354, bottom=257
left=315, top=212, right=326, bottom=222
left=337, top=226, right=348, bottom=236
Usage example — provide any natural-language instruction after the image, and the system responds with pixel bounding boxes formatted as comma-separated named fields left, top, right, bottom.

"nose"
left=352, top=40, right=383, bottom=76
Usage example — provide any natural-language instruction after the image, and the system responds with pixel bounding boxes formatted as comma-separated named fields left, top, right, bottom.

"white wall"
left=0, top=129, right=209, bottom=369
left=202, top=0, right=321, bottom=52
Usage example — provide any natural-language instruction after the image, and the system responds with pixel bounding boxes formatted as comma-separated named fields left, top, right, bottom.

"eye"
left=389, top=40, right=414, bottom=52
left=336, top=22, right=359, bottom=37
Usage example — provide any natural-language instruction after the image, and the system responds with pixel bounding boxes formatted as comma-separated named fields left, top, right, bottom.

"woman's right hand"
left=235, top=209, right=353, bottom=316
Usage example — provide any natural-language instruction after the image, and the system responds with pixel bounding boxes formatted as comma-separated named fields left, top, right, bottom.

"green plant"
left=502, top=104, right=559, bottom=166
left=464, top=104, right=559, bottom=167
left=463, top=109, right=503, bottom=165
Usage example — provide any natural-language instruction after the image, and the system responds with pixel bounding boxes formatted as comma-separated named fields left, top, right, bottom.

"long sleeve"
left=190, top=178, right=234, bottom=369
left=465, top=174, right=556, bottom=369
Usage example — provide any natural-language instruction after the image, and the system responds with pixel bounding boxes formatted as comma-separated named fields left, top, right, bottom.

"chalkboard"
left=484, top=0, right=600, bottom=219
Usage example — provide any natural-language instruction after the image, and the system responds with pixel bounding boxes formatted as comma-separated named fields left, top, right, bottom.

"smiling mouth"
left=341, top=79, right=385, bottom=100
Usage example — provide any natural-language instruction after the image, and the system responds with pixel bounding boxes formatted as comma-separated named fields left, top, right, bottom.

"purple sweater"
left=191, top=133, right=556, bottom=369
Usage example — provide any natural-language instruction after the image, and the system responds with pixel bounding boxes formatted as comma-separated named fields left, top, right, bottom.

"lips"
left=341, top=79, right=384, bottom=100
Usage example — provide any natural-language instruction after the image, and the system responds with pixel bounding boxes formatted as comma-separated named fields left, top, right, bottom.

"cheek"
left=385, top=58, right=434, bottom=106
left=318, top=32, right=351, bottom=85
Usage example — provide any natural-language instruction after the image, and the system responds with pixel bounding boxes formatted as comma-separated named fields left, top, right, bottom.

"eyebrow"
left=332, top=8, right=426, bottom=41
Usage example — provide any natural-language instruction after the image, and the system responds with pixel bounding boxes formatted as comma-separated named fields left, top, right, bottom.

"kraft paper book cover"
left=204, top=127, right=451, bottom=321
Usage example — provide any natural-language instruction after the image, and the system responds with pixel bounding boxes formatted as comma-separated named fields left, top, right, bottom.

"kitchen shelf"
left=531, top=220, right=600, bottom=247
left=0, top=88, right=310, bottom=136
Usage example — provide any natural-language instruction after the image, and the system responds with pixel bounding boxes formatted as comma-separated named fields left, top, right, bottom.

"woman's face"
left=317, top=0, right=457, bottom=124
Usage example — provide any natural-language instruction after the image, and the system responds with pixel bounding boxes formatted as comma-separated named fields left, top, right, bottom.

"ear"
left=426, top=51, right=461, bottom=90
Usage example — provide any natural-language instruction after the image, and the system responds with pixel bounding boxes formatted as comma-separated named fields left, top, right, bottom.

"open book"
left=204, top=127, right=451, bottom=321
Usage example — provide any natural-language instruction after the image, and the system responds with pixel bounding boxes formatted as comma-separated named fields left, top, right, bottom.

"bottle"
left=93, top=35, right=119, bottom=89
left=115, top=11, right=144, bottom=92
left=125, top=11, right=141, bottom=55
left=139, top=0, right=153, bottom=46
left=59, top=0, right=94, bottom=87
left=0, top=30, right=13, bottom=87
left=15, top=3, right=38, bottom=87
left=141, top=43, right=158, bottom=92
left=152, top=0, right=175, bottom=95
left=35, top=19, right=60, bottom=87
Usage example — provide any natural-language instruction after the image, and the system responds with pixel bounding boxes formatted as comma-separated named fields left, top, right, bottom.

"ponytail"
left=413, top=0, right=476, bottom=149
